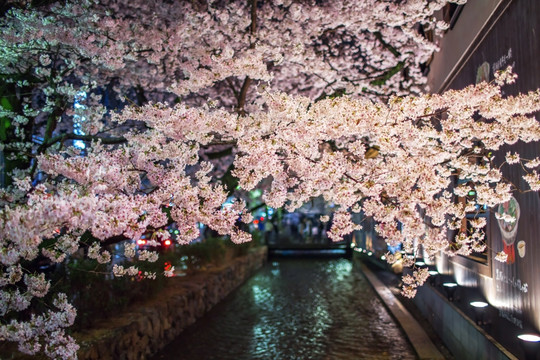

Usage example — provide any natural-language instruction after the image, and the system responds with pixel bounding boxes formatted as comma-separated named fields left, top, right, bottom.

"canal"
left=152, top=255, right=417, bottom=360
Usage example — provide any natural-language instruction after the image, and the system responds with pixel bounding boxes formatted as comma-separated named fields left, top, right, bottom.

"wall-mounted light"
left=518, top=334, right=540, bottom=342
left=470, top=301, right=488, bottom=308
left=428, top=270, right=439, bottom=286
left=470, top=301, right=489, bottom=325
left=442, top=282, right=458, bottom=301
left=517, top=333, right=540, bottom=360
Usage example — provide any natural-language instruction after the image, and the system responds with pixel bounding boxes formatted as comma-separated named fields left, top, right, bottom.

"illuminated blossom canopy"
left=1, top=0, right=540, bottom=358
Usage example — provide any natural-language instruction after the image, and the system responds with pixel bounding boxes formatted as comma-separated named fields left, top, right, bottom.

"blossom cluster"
left=2, top=0, right=540, bottom=358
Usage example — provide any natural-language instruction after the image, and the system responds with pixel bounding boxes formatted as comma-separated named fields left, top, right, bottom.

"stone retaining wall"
left=76, top=247, right=267, bottom=360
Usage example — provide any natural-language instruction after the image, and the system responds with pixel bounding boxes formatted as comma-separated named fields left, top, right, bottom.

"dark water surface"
left=152, top=257, right=416, bottom=360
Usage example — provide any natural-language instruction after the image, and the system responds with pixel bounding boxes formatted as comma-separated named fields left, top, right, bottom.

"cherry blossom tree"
left=2, top=0, right=540, bottom=358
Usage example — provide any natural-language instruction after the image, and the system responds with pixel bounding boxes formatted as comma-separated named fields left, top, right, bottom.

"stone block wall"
left=76, top=247, right=267, bottom=360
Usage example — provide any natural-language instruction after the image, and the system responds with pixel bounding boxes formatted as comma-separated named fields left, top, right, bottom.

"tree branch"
left=250, top=0, right=257, bottom=36
left=237, top=77, right=252, bottom=115
left=46, top=133, right=127, bottom=147
left=237, top=0, right=258, bottom=114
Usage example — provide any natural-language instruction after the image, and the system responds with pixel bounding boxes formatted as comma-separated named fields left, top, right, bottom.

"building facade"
left=355, top=1, right=540, bottom=359
left=426, top=0, right=540, bottom=358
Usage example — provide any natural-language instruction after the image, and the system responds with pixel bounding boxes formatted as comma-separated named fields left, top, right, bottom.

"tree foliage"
left=1, top=0, right=540, bottom=358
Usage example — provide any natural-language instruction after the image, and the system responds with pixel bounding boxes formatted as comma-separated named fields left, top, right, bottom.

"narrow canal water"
left=152, top=256, right=417, bottom=360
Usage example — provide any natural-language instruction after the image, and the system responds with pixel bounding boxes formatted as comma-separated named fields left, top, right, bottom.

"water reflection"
left=152, top=257, right=416, bottom=360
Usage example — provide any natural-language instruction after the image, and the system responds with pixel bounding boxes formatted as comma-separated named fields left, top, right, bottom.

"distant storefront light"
left=73, top=91, right=87, bottom=149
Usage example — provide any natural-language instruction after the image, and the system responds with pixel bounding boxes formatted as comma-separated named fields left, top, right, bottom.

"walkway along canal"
left=152, top=254, right=417, bottom=360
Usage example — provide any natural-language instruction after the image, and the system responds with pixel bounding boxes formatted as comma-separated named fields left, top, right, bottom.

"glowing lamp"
left=137, top=239, right=146, bottom=245
left=428, top=270, right=439, bottom=286
left=470, top=301, right=488, bottom=308
left=164, top=239, right=172, bottom=246
left=518, top=333, right=540, bottom=360
left=415, top=261, right=426, bottom=267
left=470, top=301, right=489, bottom=325
left=518, top=334, right=540, bottom=342
left=442, top=282, right=458, bottom=301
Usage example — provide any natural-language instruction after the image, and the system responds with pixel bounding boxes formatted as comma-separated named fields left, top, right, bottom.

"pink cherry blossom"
left=2, top=0, right=540, bottom=358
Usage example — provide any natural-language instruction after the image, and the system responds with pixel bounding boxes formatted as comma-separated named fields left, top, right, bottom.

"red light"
left=253, top=219, right=259, bottom=225
left=260, top=217, right=264, bottom=221
left=164, top=239, right=171, bottom=246
left=137, top=239, right=146, bottom=245
left=164, top=261, right=172, bottom=271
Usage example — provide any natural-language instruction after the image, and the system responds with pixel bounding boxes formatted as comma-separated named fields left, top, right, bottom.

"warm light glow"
left=137, top=239, right=146, bottom=245
left=164, top=239, right=172, bottom=246
left=443, top=282, right=458, bottom=288
left=470, top=301, right=489, bottom=308
left=518, top=334, right=540, bottom=342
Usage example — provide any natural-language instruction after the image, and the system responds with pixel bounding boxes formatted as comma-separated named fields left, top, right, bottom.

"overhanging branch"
left=46, top=133, right=127, bottom=147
